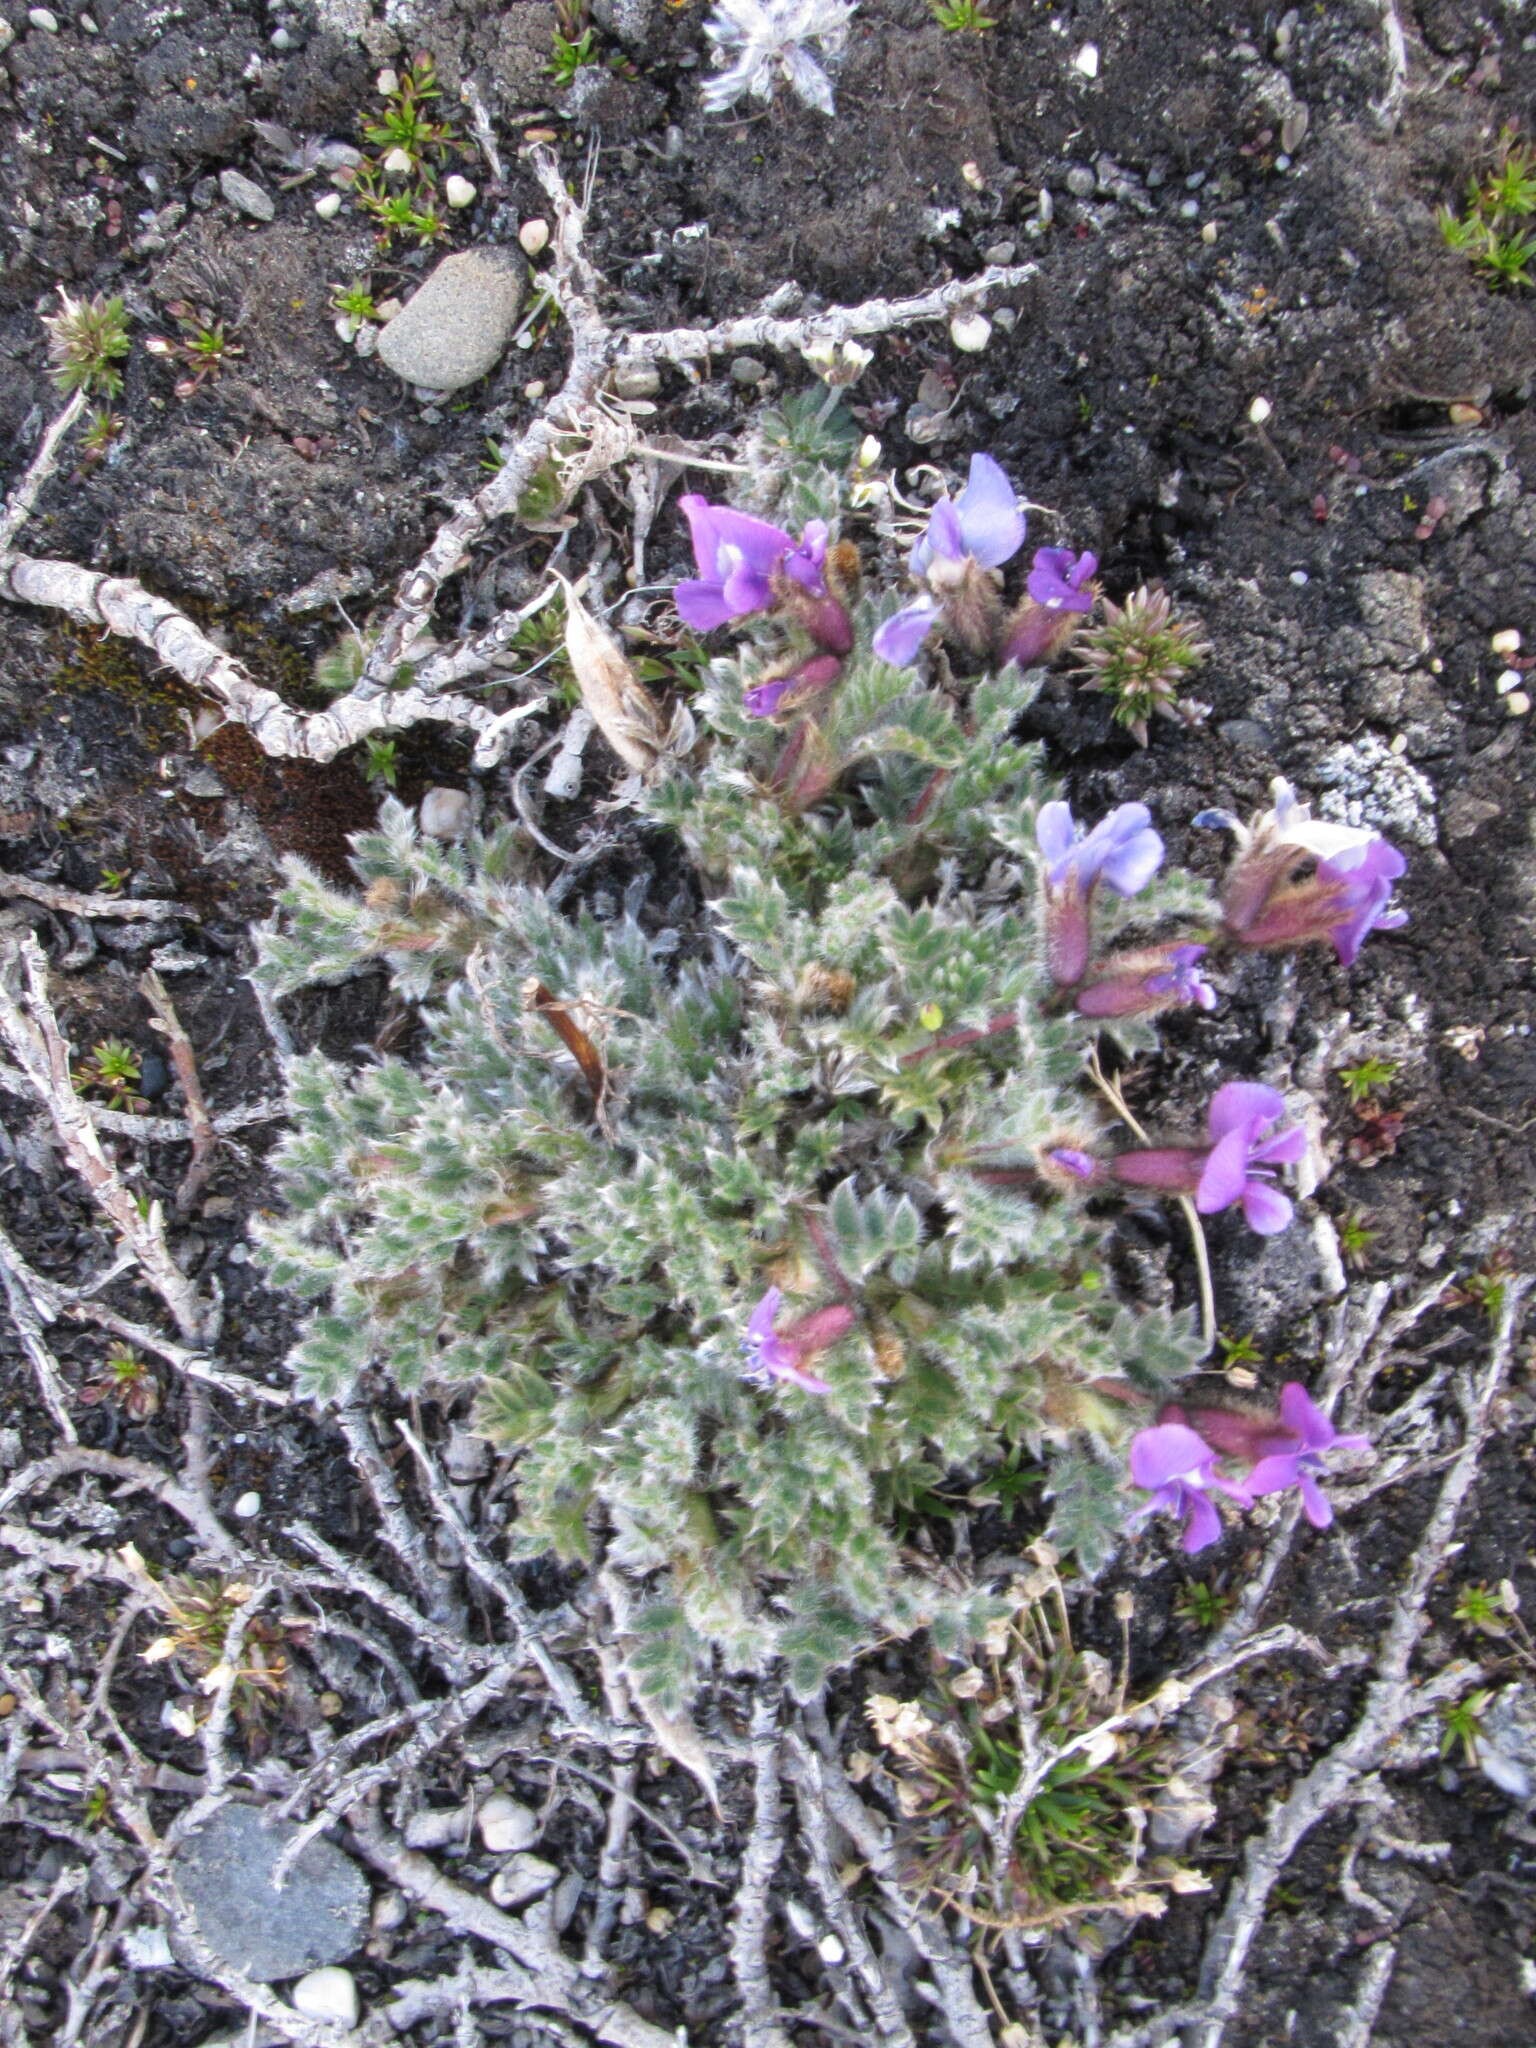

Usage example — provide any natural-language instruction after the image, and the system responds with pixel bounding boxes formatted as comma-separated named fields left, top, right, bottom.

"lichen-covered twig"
left=0, top=388, right=84, bottom=554
left=731, top=1689, right=794, bottom=2048
left=0, top=1218, right=78, bottom=1438
left=0, top=934, right=212, bottom=1344
left=619, top=260, right=1035, bottom=368
left=0, top=871, right=189, bottom=921
left=348, top=1806, right=683, bottom=2048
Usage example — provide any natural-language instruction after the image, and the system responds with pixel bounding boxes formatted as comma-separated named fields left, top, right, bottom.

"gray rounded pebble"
left=376, top=249, right=524, bottom=393
left=611, top=361, right=661, bottom=400
left=172, top=1803, right=368, bottom=1982
left=219, top=169, right=276, bottom=223
left=730, top=356, right=767, bottom=385
left=1065, top=165, right=1096, bottom=198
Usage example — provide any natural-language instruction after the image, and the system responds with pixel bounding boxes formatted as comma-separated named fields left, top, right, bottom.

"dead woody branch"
left=0, top=147, right=1034, bottom=764
left=0, top=931, right=213, bottom=1344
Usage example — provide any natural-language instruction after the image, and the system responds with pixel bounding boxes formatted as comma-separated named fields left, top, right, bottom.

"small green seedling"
left=1174, top=1579, right=1230, bottom=1630
left=74, top=1038, right=143, bottom=1113
left=1437, top=128, right=1536, bottom=291
left=78, top=1343, right=161, bottom=1421
left=1338, top=1210, right=1377, bottom=1269
left=144, top=303, right=243, bottom=399
left=365, top=737, right=400, bottom=788
left=78, top=410, right=125, bottom=465
left=1439, top=1689, right=1492, bottom=1764
left=1336, top=1056, right=1397, bottom=1104
left=1215, top=1330, right=1264, bottom=1369
left=930, top=0, right=998, bottom=29
left=331, top=281, right=382, bottom=325
left=43, top=289, right=132, bottom=399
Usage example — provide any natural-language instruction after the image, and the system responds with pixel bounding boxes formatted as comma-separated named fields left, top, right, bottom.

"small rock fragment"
left=1065, top=164, right=1096, bottom=198
left=477, top=1792, right=538, bottom=1854
left=1073, top=41, right=1099, bottom=77
left=444, top=174, right=477, bottom=209
left=1247, top=394, right=1272, bottom=425
left=404, top=1806, right=468, bottom=1850
left=489, top=1854, right=560, bottom=1908
left=29, top=7, right=59, bottom=29
left=232, top=1490, right=261, bottom=1519
left=611, top=361, right=660, bottom=400
left=314, top=191, right=342, bottom=220
left=376, top=249, right=524, bottom=393
left=1490, top=628, right=1522, bottom=656
left=1507, top=691, right=1531, bottom=717
left=419, top=787, right=471, bottom=839
left=172, top=1804, right=368, bottom=1982
left=518, top=217, right=550, bottom=257
left=219, top=170, right=276, bottom=222
left=291, top=1967, right=359, bottom=2027
left=730, top=356, right=767, bottom=384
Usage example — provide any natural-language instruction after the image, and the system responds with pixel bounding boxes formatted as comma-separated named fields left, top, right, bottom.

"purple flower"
left=872, top=595, right=941, bottom=667
left=910, top=453, right=1026, bottom=577
left=674, top=497, right=828, bottom=632
left=1035, top=800, right=1164, bottom=987
left=1244, top=1383, right=1369, bottom=1528
left=741, top=1286, right=853, bottom=1395
left=1198, top=780, right=1408, bottom=965
left=1111, top=1082, right=1307, bottom=1235
left=1316, top=839, right=1409, bottom=966
left=1026, top=547, right=1098, bottom=613
left=1128, top=1422, right=1252, bottom=1553
left=742, top=652, right=843, bottom=719
left=873, top=454, right=1024, bottom=668
left=1048, top=1147, right=1099, bottom=1181
left=1074, top=942, right=1216, bottom=1020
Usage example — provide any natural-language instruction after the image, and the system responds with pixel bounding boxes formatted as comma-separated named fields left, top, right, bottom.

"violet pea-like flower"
left=1027, top=546, right=1098, bottom=613
left=1111, top=1081, right=1307, bottom=1235
left=674, top=496, right=828, bottom=632
left=1243, top=1382, right=1369, bottom=1528
left=1315, top=839, right=1409, bottom=966
left=1035, top=799, right=1164, bottom=987
left=741, top=1286, right=853, bottom=1395
left=1128, top=1422, right=1252, bottom=1553
left=873, top=453, right=1026, bottom=667
left=1074, top=941, right=1216, bottom=1020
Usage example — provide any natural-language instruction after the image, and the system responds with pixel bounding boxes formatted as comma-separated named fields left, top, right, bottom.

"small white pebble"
left=1491, top=628, right=1522, bottom=656
left=1289, top=569, right=1309, bottom=586
left=1180, top=199, right=1201, bottom=219
left=1247, top=394, right=1273, bottom=425
left=233, top=1490, right=261, bottom=1519
left=1073, top=41, right=1099, bottom=77
left=291, top=1967, right=358, bottom=2027
left=375, top=67, right=399, bottom=95
left=959, top=160, right=984, bottom=190
left=518, top=217, right=550, bottom=257
left=949, top=310, right=992, bottom=354
left=420, top=787, right=471, bottom=840
left=270, top=26, right=291, bottom=49
left=478, top=1791, right=538, bottom=1854
left=817, top=1933, right=845, bottom=1964
left=523, top=379, right=546, bottom=400
left=1390, top=733, right=1407, bottom=755
left=313, top=190, right=342, bottom=219
left=444, top=174, right=477, bottom=209
left=1496, top=668, right=1522, bottom=695
left=1507, top=691, right=1531, bottom=717
left=381, top=145, right=412, bottom=177
left=29, top=8, right=60, bottom=31
left=1200, top=221, right=1218, bottom=244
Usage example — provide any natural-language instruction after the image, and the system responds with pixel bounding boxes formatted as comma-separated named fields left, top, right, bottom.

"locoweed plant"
left=256, top=429, right=1403, bottom=1709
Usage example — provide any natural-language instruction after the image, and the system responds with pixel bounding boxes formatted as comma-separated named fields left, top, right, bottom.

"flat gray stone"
left=376, top=249, right=524, bottom=393
left=172, top=1803, right=368, bottom=1983
left=219, top=169, right=276, bottom=223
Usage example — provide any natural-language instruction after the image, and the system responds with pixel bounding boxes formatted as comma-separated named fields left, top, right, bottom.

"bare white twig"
left=1128, top=1277, right=1532, bottom=2048
left=0, top=933, right=211, bottom=1343
left=0, top=871, right=189, bottom=922
left=731, top=1689, right=794, bottom=2048
left=620, top=262, right=1037, bottom=367
left=0, top=389, right=85, bottom=553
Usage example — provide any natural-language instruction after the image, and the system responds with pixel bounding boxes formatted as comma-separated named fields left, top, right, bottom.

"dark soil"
left=2, top=1, right=1535, bottom=2044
